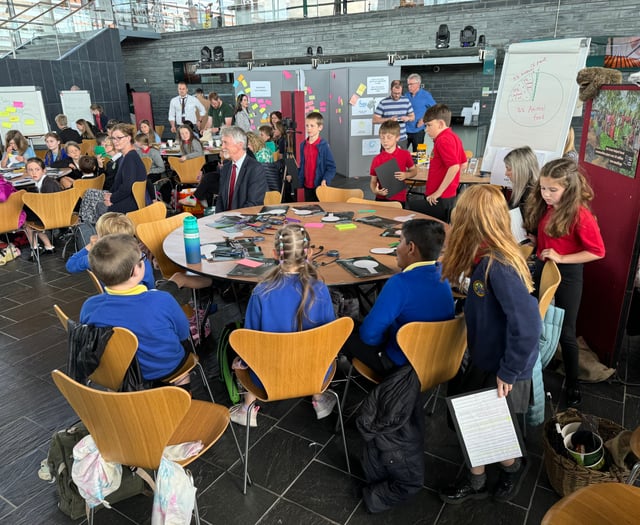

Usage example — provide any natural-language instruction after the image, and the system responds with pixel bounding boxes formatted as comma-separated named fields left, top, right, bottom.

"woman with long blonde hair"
left=440, top=185, right=540, bottom=505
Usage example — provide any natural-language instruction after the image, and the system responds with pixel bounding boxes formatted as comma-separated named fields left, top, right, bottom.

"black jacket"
left=356, top=365, right=425, bottom=513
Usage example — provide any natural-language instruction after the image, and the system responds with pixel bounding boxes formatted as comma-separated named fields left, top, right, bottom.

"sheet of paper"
left=509, top=207, right=528, bottom=244
left=351, top=119, right=372, bottom=136
left=448, top=388, right=524, bottom=468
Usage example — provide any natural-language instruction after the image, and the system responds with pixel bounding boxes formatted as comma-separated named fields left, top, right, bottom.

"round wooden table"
left=163, top=202, right=441, bottom=286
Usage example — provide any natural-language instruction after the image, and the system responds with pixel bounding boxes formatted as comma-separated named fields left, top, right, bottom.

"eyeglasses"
left=407, top=82, right=419, bottom=86
left=130, top=252, right=147, bottom=277
left=112, top=135, right=127, bottom=142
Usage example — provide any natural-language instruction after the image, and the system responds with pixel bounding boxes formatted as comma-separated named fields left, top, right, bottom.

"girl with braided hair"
left=230, top=224, right=337, bottom=427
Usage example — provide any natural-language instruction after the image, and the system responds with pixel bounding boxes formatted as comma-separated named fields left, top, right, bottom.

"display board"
left=0, top=86, right=49, bottom=139
left=60, top=90, right=93, bottom=132
left=484, top=38, right=590, bottom=182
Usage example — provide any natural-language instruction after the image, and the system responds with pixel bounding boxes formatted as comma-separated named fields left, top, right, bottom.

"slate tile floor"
left=1, top=198, right=639, bottom=524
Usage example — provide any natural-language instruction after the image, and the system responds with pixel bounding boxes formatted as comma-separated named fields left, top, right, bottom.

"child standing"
left=440, top=185, right=541, bottom=504
left=298, top=111, right=336, bottom=202
left=524, top=158, right=605, bottom=406
left=230, top=225, right=337, bottom=427
left=421, top=103, right=467, bottom=222
left=369, top=120, right=416, bottom=206
left=259, top=125, right=277, bottom=155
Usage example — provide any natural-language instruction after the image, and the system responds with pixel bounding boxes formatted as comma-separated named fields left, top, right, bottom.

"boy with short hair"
left=298, top=111, right=336, bottom=202
left=369, top=120, right=417, bottom=206
left=80, top=234, right=190, bottom=385
left=342, top=219, right=455, bottom=375
left=78, top=155, right=98, bottom=178
left=259, top=125, right=276, bottom=154
left=54, top=114, right=82, bottom=144
left=421, top=103, right=467, bottom=222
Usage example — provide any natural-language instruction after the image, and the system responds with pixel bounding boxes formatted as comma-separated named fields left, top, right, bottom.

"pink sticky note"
left=283, top=70, right=292, bottom=79
left=250, top=97, right=257, bottom=103
left=305, top=222, right=324, bottom=228
left=307, top=86, right=313, bottom=95
left=236, top=258, right=263, bottom=268
left=329, top=93, right=333, bottom=100
left=266, top=99, right=272, bottom=106
left=13, top=101, right=24, bottom=108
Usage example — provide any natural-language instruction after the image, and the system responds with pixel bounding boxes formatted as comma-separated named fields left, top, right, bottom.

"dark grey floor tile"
left=0, top=498, right=17, bottom=522
left=25, top=341, right=68, bottom=380
left=525, top=486, right=560, bottom=525
left=423, top=452, right=463, bottom=492
left=277, top=397, right=342, bottom=445
left=623, top=394, right=640, bottom=430
left=437, top=497, right=527, bottom=525
left=423, top=403, right=465, bottom=464
left=509, top=454, right=542, bottom=509
left=3, top=296, right=61, bottom=323
left=0, top=448, right=53, bottom=507
left=197, top=472, right=277, bottom=525
left=0, top=314, right=16, bottom=329
left=258, top=498, right=336, bottom=525
left=284, top=461, right=360, bottom=523
left=0, top=417, right=52, bottom=462
left=2, top=325, right=66, bottom=365
left=582, top=378, right=625, bottom=402
left=0, top=313, right=59, bottom=340
left=346, top=487, right=443, bottom=524
left=315, top=420, right=364, bottom=479
left=0, top=331, right=18, bottom=347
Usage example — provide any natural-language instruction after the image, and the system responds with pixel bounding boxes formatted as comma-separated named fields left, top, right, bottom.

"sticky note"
left=251, top=103, right=259, bottom=110
left=358, top=209, right=376, bottom=213
left=282, top=70, right=292, bottom=79
left=24, top=119, right=35, bottom=125
left=237, top=258, right=263, bottom=268
left=265, top=99, right=272, bottom=106
left=13, top=101, right=24, bottom=108
left=309, top=95, right=316, bottom=101
left=336, top=223, right=357, bottom=231
left=6, top=106, right=16, bottom=113
left=259, top=107, right=266, bottom=113
left=1, top=122, right=12, bottom=128
left=0, top=111, right=8, bottom=117
left=250, top=97, right=257, bottom=102
left=237, top=74, right=245, bottom=82
left=241, top=79, right=248, bottom=87
left=356, top=83, right=366, bottom=96
left=9, top=116, right=19, bottom=122
left=305, top=222, right=324, bottom=228
left=233, top=80, right=239, bottom=88
left=244, top=87, right=251, bottom=94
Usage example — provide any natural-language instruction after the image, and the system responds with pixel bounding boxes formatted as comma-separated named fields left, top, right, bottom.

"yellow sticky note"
left=244, top=87, right=251, bottom=94
left=308, top=95, right=316, bottom=101
left=356, top=83, right=366, bottom=96
left=9, top=116, right=19, bottom=122
left=24, top=119, right=35, bottom=125
left=251, top=103, right=259, bottom=110
left=1, top=122, right=12, bottom=128
left=5, top=106, right=17, bottom=113
left=259, top=107, right=266, bottom=113
left=0, top=111, right=8, bottom=117
left=237, top=74, right=245, bottom=82
left=241, top=79, right=248, bottom=87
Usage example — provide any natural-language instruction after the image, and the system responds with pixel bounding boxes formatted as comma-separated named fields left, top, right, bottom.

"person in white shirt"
left=168, top=82, right=205, bottom=136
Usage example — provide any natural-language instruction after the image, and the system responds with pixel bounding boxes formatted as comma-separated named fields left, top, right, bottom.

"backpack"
left=216, top=320, right=242, bottom=404
left=45, top=422, right=147, bottom=519
left=75, top=221, right=97, bottom=252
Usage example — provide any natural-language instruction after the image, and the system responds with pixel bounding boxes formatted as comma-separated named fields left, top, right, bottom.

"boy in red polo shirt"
left=422, top=103, right=467, bottom=222
left=369, top=120, right=416, bottom=206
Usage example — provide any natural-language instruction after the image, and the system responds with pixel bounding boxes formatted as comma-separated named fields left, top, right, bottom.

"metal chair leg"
left=422, top=384, right=441, bottom=414
left=243, top=400, right=257, bottom=495
left=334, top=363, right=354, bottom=433
left=627, top=462, right=640, bottom=485
left=228, top=421, right=252, bottom=487
left=328, top=389, right=351, bottom=474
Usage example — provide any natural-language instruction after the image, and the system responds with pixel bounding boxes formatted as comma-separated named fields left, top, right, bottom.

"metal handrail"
left=0, top=0, right=66, bottom=30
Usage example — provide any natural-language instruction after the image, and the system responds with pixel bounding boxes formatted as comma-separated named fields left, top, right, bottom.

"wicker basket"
left=543, top=408, right=630, bottom=496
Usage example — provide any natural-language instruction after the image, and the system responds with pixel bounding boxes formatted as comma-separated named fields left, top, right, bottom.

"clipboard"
left=446, top=387, right=526, bottom=469
left=374, top=158, right=406, bottom=198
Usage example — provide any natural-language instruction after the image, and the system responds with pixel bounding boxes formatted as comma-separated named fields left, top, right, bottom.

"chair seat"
left=352, top=358, right=384, bottom=384
left=165, top=353, right=199, bottom=384
left=26, top=214, right=79, bottom=232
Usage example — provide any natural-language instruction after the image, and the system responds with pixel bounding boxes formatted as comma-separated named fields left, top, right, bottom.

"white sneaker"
left=229, top=403, right=259, bottom=427
left=179, top=195, right=197, bottom=207
left=312, top=392, right=336, bottom=420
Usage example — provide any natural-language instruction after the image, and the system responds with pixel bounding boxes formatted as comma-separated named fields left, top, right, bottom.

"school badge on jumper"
left=472, top=280, right=486, bottom=297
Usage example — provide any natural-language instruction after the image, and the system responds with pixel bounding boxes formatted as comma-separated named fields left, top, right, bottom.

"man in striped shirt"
left=373, top=79, right=415, bottom=149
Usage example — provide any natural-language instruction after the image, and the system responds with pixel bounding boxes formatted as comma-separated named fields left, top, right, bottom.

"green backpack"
left=216, top=320, right=242, bottom=404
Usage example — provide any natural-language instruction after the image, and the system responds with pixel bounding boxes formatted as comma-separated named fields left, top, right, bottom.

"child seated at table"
left=341, top=219, right=455, bottom=376
left=80, top=233, right=191, bottom=387
left=1, top=130, right=36, bottom=169
left=58, top=141, right=83, bottom=189
left=369, top=120, right=416, bottom=207
left=134, top=132, right=165, bottom=182
left=259, top=125, right=277, bottom=154
left=230, top=225, right=337, bottom=427
left=43, top=132, right=69, bottom=169
left=79, top=155, right=98, bottom=179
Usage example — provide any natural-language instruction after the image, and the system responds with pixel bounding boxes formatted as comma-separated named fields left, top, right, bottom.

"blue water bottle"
left=183, top=215, right=201, bottom=264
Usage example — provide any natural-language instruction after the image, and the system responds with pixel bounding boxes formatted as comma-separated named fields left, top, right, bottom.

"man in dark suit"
left=217, top=126, right=267, bottom=212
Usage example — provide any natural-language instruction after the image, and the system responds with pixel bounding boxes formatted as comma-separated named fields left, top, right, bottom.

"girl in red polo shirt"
left=525, top=158, right=605, bottom=407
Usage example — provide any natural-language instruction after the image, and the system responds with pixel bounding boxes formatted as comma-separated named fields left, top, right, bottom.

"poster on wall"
left=351, top=119, right=372, bottom=136
left=351, top=97, right=384, bottom=116
left=367, top=76, right=389, bottom=95
left=250, top=81, right=271, bottom=98
left=584, top=89, right=640, bottom=179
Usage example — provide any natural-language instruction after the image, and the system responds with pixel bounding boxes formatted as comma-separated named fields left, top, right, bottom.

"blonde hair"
left=246, top=131, right=266, bottom=153
left=504, top=146, right=539, bottom=208
left=261, top=225, right=319, bottom=330
left=55, top=114, right=68, bottom=127
left=76, top=119, right=95, bottom=140
left=442, top=185, right=534, bottom=293
left=95, top=212, right=135, bottom=237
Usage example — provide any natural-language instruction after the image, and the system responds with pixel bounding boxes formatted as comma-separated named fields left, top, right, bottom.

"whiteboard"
left=0, top=86, right=49, bottom=139
left=483, top=38, right=590, bottom=179
left=60, top=90, right=93, bottom=132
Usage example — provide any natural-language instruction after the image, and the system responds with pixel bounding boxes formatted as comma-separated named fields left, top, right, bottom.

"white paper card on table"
left=447, top=388, right=525, bottom=469
left=509, top=207, right=528, bottom=244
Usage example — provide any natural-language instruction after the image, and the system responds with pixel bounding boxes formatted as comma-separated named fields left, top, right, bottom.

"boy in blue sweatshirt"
left=80, top=234, right=190, bottom=385
left=342, top=219, right=455, bottom=375
left=298, top=111, right=336, bottom=202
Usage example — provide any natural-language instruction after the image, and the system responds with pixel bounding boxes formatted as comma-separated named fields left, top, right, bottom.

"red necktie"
left=228, top=163, right=237, bottom=207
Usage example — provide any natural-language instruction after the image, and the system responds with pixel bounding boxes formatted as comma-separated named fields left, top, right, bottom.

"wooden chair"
left=132, top=180, right=148, bottom=209
left=519, top=243, right=534, bottom=261
left=342, top=316, right=467, bottom=416
left=141, top=156, right=153, bottom=174
left=53, top=304, right=138, bottom=392
left=464, top=149, right=474, bottom=159
left=541, top=483, right=640, bottom=525
left=80, top=139, right=97, bottom=157
left=168, top=156, right=204, bottom=186
left=126, top=201, right=167, bottom=230
left=316, top=186, right=364, bottom=202
left=0, top=189, right=25, bottom=245
left=346, top=197, right=403, bottom=209
left=86, top=269, right=104, bottom=294
left=35, top=149, right=47, bottom=160
left=74, top=173, right=105, bottom=198
left=229, top=316, right=354, bottom=493
left=22, top=188, right=81, bottom=271
left=263, top=190, right=281, bottom=205
left=51, top=369, right=230, bottom=523
left=155, top=125, right=165, bottom=140
left=538, top=260, right=561, bottom=318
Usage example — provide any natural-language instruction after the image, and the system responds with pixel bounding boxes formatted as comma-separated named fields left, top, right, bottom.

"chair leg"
left=88, top=506, right=94, bottom=525
left=627, top=462, right=640, bottom=485
left=328, top=389, right=351, bottom=474
left=227, top=420, right=252, bottom=487
left=423, top=384, right=441, bottom=414
left=28, top=229, right=42, bottom=273
left=243, top=400, right=257, bottom=495
left=185, top=468, right=200, bottom=525
left=334, top=363, right=354, bottom=433
left=195, top=360, right=215, bottom=403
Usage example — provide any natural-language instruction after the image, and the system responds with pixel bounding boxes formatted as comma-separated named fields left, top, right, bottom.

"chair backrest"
left=264, top=190, right=281, bottom=205
left=74, top=173, right=105, bottom=197
left=464, top=149, right=474, bottom=159
left=140, top=156, right=153, bottom=174
left=131, top=180, right=148, bottom=210
left=538, top=260, right=561, bottom=319
left=155, top=125, right=165, bottom=139
left=346, top=197, right=402, bottom=209
left=0, top=189, right=26, bottom=234
left=53, top=304, right=138, bottom=391
left=168, top=156, right=204, bottom=184
left=136, top=212, right=192, bottom=279
left=86, top=269, right=104, bottom=294
left=229, top=317, right=354, bottom=400
left=52, top=370, right=191, bottom=469
left=316, top=185, right=364, bottom=202
left=80, top=140, right=97, bottom=157
left=519, top=243, right=534, bottom=261
left=22, top=188, right=80, bottom=230
left=396, top=316, right=467, bottom=392
left=126, top=201, right=167, bottom=230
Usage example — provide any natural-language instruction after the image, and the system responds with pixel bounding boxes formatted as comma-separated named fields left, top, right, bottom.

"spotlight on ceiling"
left=213, top=45, right=224, bottom=62
left=307, top=46, right=314, bottom=56
left=317, top=46, right=323, bottom=56
left=247, top=61, right=253, bottom=71
left=460, top=25, right=477, bottom=47
left=387, top=53, right=396, bottom=66
left=435, top=24, right=450, bottom=49
left=312, top=58, right=319, bottom=69
left=200, top=46, right=212, bottom=64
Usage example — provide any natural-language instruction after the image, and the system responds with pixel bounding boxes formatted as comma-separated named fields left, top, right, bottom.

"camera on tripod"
left=282, top=117, right=297, bottom=132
